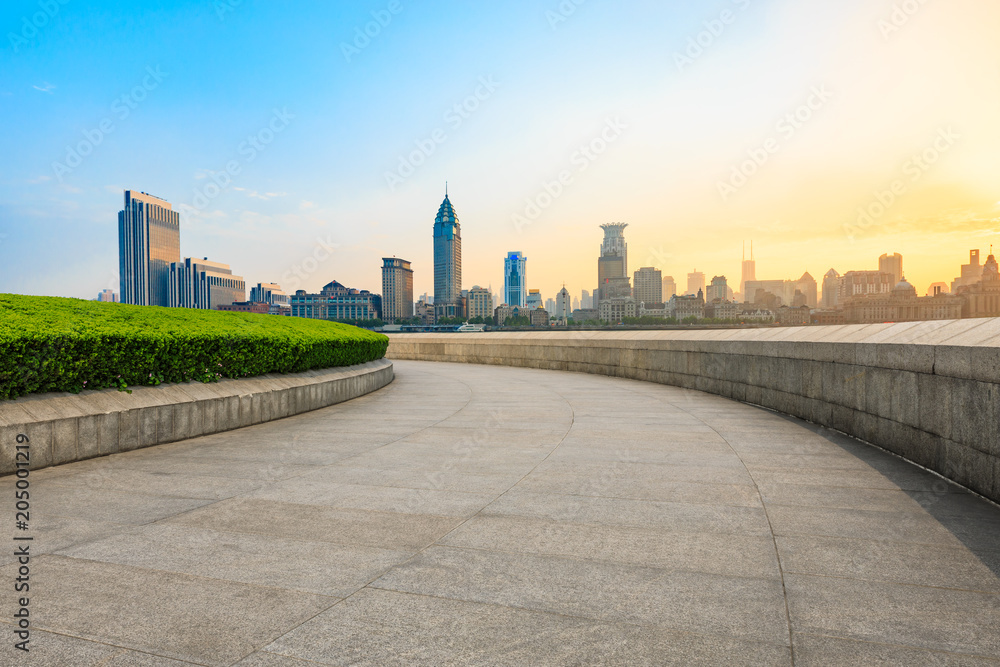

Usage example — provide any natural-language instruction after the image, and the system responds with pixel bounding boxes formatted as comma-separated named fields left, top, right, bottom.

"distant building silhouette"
left=879, top=253, right=903, bottom=285
left=686, top=270, right=705, bottom=296
left=740, top=241, right=756, bottom=300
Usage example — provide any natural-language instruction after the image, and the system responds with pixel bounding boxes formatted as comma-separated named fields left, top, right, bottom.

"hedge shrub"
left=0, top=294, right=389, bottom=400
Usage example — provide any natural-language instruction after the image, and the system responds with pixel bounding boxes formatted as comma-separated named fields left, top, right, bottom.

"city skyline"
left=2, top=1, right=1000, bottom=304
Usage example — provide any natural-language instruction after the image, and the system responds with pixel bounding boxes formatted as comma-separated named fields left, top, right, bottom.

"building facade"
left=433, top=193, right=462, bottom=320
left=958, top=252, right=1000, bottom=318
left=526, top=289, right=542, bottom=309
left=467, top=286, right=493, bottom=321
left=686, top=271, right=706, bottom=296
left=821, top=269, right=841, bottom=308
left=118, top=190, right=180, bottom=307
left=555, top=286, right=571, bottom=321
left=740, top=242, right=756, bottom=300
left=381, top=257, right=414, bottom=322
left=168, top=258, right=246, bottom=310
left=633, top=267, right=662, bottom=306
left=96, top=289, right=119, bottom=303
left=599, top=298, right=636, bottom=323
left=504, top=252, right=527, bottom=307
left=707, top=275, right=728, bottom=303
left=249, top=283, right=290, bottom=307
left=840, top=271, right=895, bottom=299
left=669, top=294, right=705, bottom=321
left=879, top=253, right=903, bottom=285
left=952, top=250, right=984, bottom=292
left=843, top=280, right=964, bottom=323
left=596, top=223, right=628, bottom=308
left=291, top=281, right=379, bottom=321
left=661, top=276, right=677, bottom=300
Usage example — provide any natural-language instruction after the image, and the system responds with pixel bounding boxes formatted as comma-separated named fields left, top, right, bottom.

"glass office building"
left=433, top=193, right=463, bottom=320
left=504, top=251, right=527, bottom=307
left=118, top=190, right=181, bottom=306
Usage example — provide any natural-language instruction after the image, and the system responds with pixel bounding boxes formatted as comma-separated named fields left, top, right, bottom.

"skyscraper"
left=707, top=276, right=728, bottom=302
left=879, top=253, right=903, bottom=285
left=662, top=276, right=677, bottom=300
left=740, top=241, right=756, bottom=299
left=822, top=269, right=841, bottom=308
left=382, top=257, right=414, bottom=322
left=433, top=191, right=462, bottom=320
left=504, top=252, right=527, bottom=307
left=527, top=289, right=542, bottom=309
left=633, top=267, right=662, bottom=306
left=118, top=190, right=180, bottom=306
left=556, top=286, right=571, bottom=320
left=687, top=270, right=706, bottom=296
left=597, top=223, right=629, bottom=308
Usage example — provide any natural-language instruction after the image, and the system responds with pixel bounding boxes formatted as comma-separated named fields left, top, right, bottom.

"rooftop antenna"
left=445, top=181, right=448, bottom=197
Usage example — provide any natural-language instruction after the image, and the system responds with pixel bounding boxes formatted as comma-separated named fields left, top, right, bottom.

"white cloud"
left=32, top=82, right=55, bottom=94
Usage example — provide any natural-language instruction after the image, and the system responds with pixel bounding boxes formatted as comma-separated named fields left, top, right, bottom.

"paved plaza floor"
left=2, top=361, right=999, bottom=665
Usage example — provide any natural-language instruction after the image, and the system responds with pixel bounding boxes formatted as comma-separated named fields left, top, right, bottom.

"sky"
left=1, top=0, right=999, bottom=303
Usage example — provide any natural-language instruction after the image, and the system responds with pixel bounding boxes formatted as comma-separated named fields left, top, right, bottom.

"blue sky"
left=2, top=0, right=999, bottom=301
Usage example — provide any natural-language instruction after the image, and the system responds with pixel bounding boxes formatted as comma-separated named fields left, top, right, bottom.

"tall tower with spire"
left=433, top=188, right=463, bottom=321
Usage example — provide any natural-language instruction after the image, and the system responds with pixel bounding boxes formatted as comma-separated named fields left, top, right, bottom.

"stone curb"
left=0, top=359, right=394, bottom=475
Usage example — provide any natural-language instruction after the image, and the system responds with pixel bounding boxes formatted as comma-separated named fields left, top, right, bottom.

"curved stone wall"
left=387, top=321, right=1000, bottom=503
left=0, top=359, right=393, bottom=475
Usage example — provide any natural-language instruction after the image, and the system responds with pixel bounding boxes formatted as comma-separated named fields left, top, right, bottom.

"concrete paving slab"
left=0, top=555, right=336, bottom=667
left=3, top=360, right=999, bottom=664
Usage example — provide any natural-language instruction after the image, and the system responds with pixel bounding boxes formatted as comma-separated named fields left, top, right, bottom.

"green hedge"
left=0, top=294, right=388, bottom=400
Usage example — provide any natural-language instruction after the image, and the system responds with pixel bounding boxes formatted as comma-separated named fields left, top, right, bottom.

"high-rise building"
left=118, top=190, right=180, bottom=307
left=96, top=289, right=119, bottom=303
left=504, top=252, right=527, bottom=307
left=468, top=286, right=493, bottom=321
left=381, top=257, right=414, bottom=322
left=740, top=241, right=756, bottom=299
left=168, top=258, right=246, bottom=310
left=249, top=283, right=290, bottom=307
left=545, top=298, right=556, bottom=314
left=526, top=289, right=542, bottom=309
left=951, top=250, right=984, bottom=292
left=581, top=290, right=592, bottom=309
left=822, top=269, right=841, bottom=308
left=879, top=253, right=904, bottom=285
left=633, top=267, right=662, bottom=306
left=556, top=286, right=571, bottom=320
left=707, top=275, right=728, bottom=302
left=687, top=270, right=706, bottom=296
left=794, top=272, right=818, bottom=308
left=433, top=191, right=462, bottom=320
left=597, top=223, right=629, bottom=308
left=662, top=276, right=677, bottom=300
